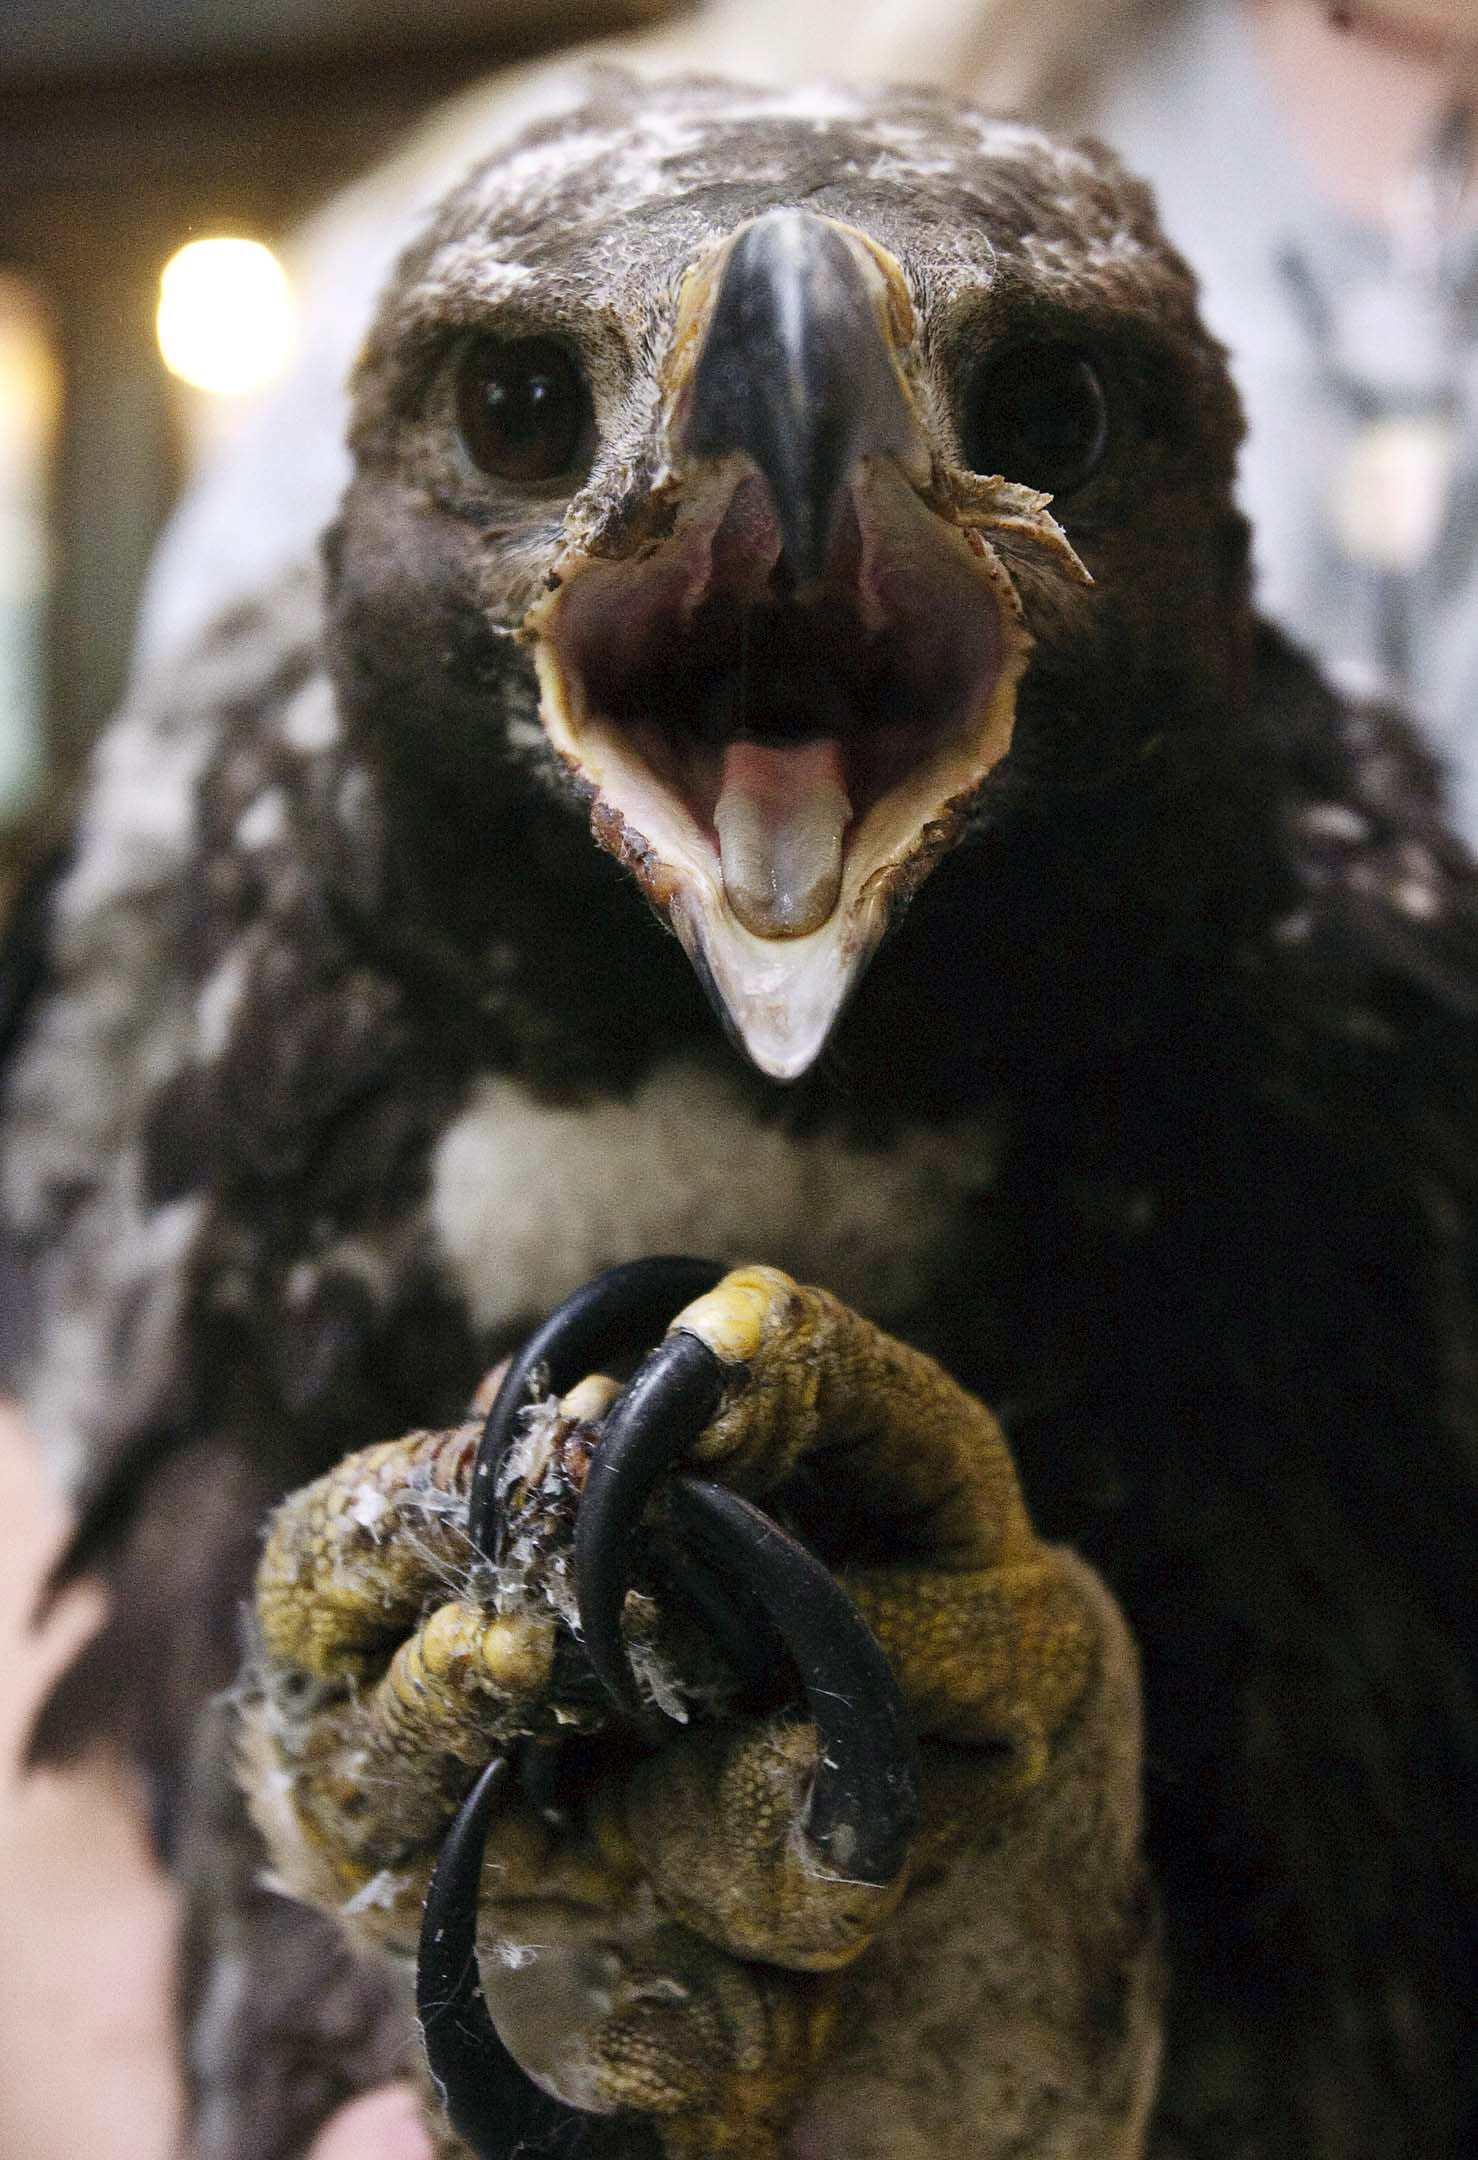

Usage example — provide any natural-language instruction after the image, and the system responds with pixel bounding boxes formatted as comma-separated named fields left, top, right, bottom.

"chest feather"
left=429, top=1059, right=1000, bottom=1338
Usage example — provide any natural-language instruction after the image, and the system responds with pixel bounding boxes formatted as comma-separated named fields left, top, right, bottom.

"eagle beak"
left=530, top=210, right=1082, bottom=1080
left=677, top=210, right=928, bottom=587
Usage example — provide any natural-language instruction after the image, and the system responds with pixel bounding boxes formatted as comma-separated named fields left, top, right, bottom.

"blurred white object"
left=1094, top=3, right=1478, bottom=837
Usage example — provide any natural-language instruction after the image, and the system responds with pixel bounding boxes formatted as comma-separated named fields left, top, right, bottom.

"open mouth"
left=519, top=205, right=1093, bottom=1079
left=530, top=460, right=1031, bottom=1077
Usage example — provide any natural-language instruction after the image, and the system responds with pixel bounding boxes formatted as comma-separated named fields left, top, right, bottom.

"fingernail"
left=306, top=2084, right=434, bottom=2160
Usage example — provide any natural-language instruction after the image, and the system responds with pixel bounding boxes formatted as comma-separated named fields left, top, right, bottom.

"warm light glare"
left=0, top=275, right=60, bottom=470
left=156, top=237, right=294, bottom=396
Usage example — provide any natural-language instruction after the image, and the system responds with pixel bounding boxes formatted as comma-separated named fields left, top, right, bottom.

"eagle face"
left=331, top=76, right=1250, bottom=1080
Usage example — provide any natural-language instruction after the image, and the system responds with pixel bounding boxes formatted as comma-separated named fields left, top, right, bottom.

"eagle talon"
left=667, top=1479, right=919, bottom=1888
left=414, top=1252, right=763, bottom=2152
left=417, top=1756, right=559, bottom=2160
left=574, top=1329, right=729, bottom=1715
left=470, top=1255, right=725, bottom=1554
left=416, top=1256, right=917, bottom=2139
left=563, top=1263, right=920, bottom=1880
left=644, top=1532, right=781, bottom=1704
left=256, top=1252, right=1126, bottom=2150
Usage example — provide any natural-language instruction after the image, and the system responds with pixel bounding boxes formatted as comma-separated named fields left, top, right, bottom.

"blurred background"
left=0, top=0, right=668, bottom=873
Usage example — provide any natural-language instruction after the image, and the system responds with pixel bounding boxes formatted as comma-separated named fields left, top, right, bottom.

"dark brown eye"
left=959, top=343, right=1109, bottom=498
left=455, top=335, right=591, bottom=484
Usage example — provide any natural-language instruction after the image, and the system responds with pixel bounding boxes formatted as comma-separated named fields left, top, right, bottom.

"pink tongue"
left=713, top=738, right=851, bottom=939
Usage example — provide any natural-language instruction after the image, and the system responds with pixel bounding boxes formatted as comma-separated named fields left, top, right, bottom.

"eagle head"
left=330, top=76, right=1250, bottom=1082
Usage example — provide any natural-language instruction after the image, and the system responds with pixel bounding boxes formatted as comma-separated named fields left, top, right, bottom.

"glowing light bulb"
left=156, top=237, right=294, bottom=396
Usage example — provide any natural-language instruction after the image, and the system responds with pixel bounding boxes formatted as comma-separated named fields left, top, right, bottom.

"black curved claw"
left=418, top=1758, right=664, bottom=2160
left=417, top=1759, right=542, bottom=2156
left=668, top=1478, right=920, bottom=1887
left=573, top=1330, right=728, bottom=1714
left=469, top=1256, right=724, bottom=1555
left=419, top=1261, right=916, bottom=2148
left=644, top=1533, right=782, bottom=1704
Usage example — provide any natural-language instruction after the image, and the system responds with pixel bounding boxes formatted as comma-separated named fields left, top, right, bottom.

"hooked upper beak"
left=529, top=209, right=1086, bottom=1080
left=677, top=209, right=928, bottom=585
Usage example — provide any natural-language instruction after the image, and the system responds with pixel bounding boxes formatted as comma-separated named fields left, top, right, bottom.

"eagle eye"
left=455, top=335, right=591, bottom=485
left=958, top=343, right=1108, bottom=499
